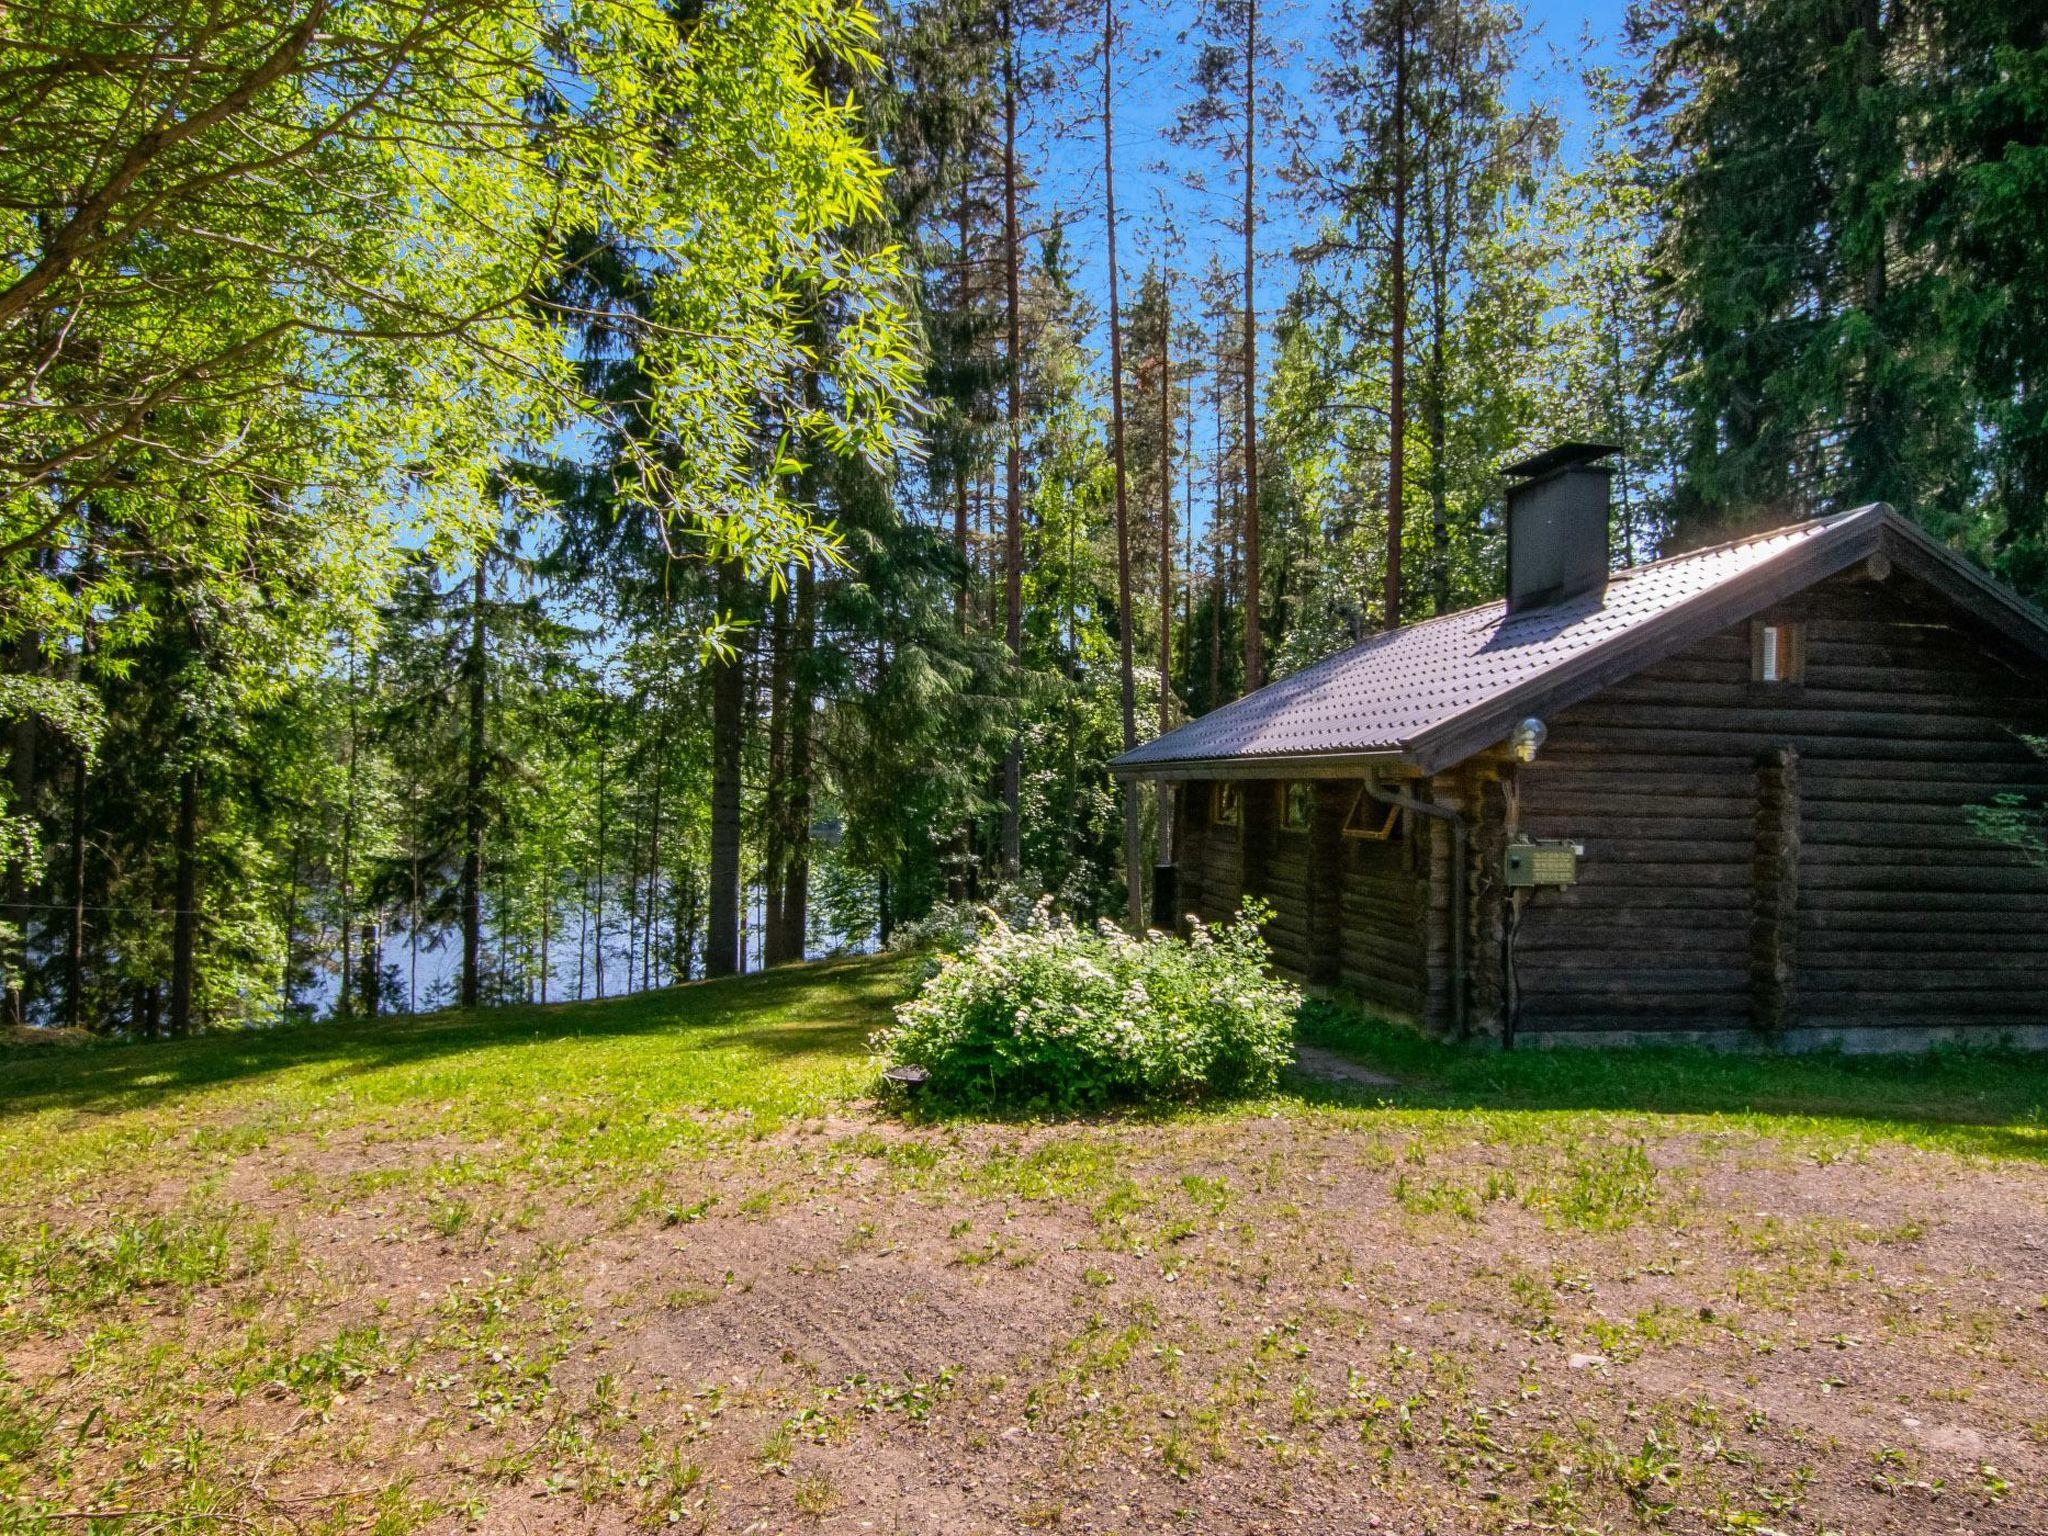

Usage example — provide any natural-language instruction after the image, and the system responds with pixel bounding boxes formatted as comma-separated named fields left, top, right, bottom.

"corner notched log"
left=1752, top=744, right=1801, bottom=1033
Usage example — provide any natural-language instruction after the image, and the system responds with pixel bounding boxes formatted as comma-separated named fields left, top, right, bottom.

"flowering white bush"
left=874, top=899, right=1298, bottom=1111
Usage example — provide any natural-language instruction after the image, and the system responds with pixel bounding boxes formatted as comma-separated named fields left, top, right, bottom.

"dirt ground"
left=8, top=1095, right=2045, bottom=1536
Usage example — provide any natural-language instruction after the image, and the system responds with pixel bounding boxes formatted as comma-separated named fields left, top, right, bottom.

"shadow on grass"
left=1292, top=999, right=2048, bottom=1163
left=0, top=954, right=908, bottom=1119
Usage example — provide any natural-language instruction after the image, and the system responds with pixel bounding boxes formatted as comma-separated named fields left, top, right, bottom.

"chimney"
left=1502, top=442, right=1619, bottom=612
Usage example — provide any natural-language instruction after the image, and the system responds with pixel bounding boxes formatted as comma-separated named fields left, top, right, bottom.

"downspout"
left=1364, top=773, right=1468, bottom=1039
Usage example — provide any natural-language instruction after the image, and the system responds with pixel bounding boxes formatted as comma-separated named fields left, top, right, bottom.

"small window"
left=1212, top=783, right=1242, bottom=828
left=1341, top=785, right=1403, bottom=841
left=1752, top=619, right=1805, bottom=684
left=1280, top=782, right=1316, bottom=832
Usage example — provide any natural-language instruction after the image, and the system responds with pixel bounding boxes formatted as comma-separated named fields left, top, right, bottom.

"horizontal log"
left=1800, top=828, right=2033, bottom=858
left=1585, top=678, right=2048, bottom=720
left=1521, top=791, right=1754, bottom=820
left=1522, top=816, right=1756, bottom=843
left=1513, top=930, right=1748, bottom=958
left=1795, top=982, right=2048, bottom=1008
left=1345, top=891, right=1427, bottom=922
left=1803, top=663, right=2043, bottom=696
left=1545, top=730, right=2040, bottom=764
left=1803, top=801, right=2033, bottom=830
left=1802, top=916, right=2048, bottom=943
left=1517, top=997, right=1750, bottom=1023
left=1514, top=960, right=1749, bottom=991
left=1343, top=927, right=1428, bottom=971
left=1339, top=972, right=1426, bottom=1010
left=1802, top=889, right=2048, bottom=914
left=1797, top=951, right=2048, bottom=976
left=1801, top=866, right=2048, bottom=893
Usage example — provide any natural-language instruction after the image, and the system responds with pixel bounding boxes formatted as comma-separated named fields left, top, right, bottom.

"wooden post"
left=1241, top=779, right=1274, bottom=904
left=1305, top=783, right=1346, bottom=985
left=1176, top=786, right=1206, bottom=929
left=1752, top=744, right=1801, bottom=1033
left=1466, top=765, right=1513, bottom=1040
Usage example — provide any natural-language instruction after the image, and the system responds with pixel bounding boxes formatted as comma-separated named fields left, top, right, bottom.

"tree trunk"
left=460, top=556, right=486, bottom=1007
left=956, top=200, right=974, bottom=635
left=359, top=920, right=379, bottom=1019
left=3, top=626, right=39, bottom=1028
left=593, top=696, right=608, bottom=999
left=66, top=744, right=87, bottom=1030
left=1102, top=0, right=1144, bottom=931
left=706, top=559, right=744, bottom=977
left=168, top=757, right=199, bottom=1036
left=1156, top=285, right=1175, bottom=866
left=280, top=838, right=299, bottom=1019
left=675, top=864, right=698, bottom=983
left=1384, top=0, right=1409, bottom=630
left=1183, top=379, right=1196, bottom=686
left=764, top=580, right=789, bottom=958
left=1428, top=241, right=1449, bottom=617
left=1000, top=0, right=1025, bottom=881
left=1240, top=0, right=1263, bottom=692
left=643, top=710, right=666, bottom=992
left=409, top=846, right=420, bottom=1012
left=777, top=558, right=814, bottom=964
left=1209, top=314, right=1225, bottom=710
left=339, top=640, right=358, bottom=1016
left=575, top=862, right=588, bottom=1001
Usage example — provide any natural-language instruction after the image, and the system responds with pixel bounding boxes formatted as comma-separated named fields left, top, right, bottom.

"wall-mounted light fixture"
left=1509, top=717, right=1548, bottom=764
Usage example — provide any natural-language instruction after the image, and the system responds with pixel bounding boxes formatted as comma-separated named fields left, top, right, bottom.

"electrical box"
left=1505, top=838, right=1583, bottom=888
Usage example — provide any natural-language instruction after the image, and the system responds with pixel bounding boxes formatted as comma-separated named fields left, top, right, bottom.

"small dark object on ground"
left=882, top=1064, right=930, bottom=1093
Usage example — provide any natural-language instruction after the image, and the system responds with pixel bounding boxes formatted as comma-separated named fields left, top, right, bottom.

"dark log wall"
left=1513, top=566, right=2048, bottom=1038
left=1339, top=798, right=1432, bottom=1021
left=1173, top=782, right=1242, bottom=928
left=1173, top=780, right=1435, bottom=1012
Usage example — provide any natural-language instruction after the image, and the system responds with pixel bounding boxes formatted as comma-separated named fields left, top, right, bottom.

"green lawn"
left=1295, top=999, right=2048, bottom=1164
left=3, top=957, right=2045, bottom=1534
left=0, top=955, right=910, bottom=1208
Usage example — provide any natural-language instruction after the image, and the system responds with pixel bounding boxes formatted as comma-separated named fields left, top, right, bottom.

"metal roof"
left=1114, top=503, right=2001, bottom=780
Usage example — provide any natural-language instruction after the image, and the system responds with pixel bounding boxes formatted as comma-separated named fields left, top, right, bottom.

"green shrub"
left=874, top=899, right=1298, bottom=1112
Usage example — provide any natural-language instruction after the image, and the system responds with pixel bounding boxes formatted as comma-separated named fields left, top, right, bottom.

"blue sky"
left=1004, top=0, right=1637, bottom=546
left=1019, top=0, right=1636, bottom=341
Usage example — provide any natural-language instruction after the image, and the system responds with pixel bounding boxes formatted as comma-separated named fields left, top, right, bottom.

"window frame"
left=1279, top=781, right=1316, bottom=833
left=1211, top=782, right=1243, bottom=829
left=1751, top=617, right=1806, bottom=686
left=1341, top=784, right=1403, bottom=842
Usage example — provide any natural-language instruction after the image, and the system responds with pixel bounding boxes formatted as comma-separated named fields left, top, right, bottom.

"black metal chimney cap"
left=1503, top=441, right=1621, bottom=480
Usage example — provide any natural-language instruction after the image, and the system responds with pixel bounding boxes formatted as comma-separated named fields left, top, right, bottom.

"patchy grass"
left=2, top=958, right=2045, bottom=1534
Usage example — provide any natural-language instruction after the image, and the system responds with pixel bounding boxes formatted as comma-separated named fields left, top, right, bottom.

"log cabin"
left=1112, top=444, right=2048, bottom=1050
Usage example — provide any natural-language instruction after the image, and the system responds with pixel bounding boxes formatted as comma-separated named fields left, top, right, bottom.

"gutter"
left=1363, top=773, right=1469, bottom=1040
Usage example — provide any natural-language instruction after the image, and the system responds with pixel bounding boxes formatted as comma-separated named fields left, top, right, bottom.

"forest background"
left=2, top=0, right=2041, bottom=1032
